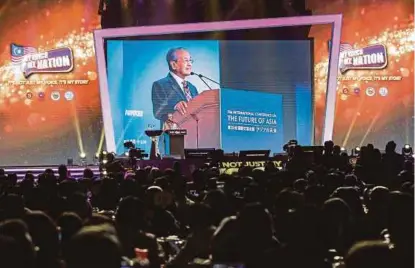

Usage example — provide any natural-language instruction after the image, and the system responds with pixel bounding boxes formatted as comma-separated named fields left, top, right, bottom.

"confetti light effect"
left=313, top=23, right=414, bottom=102
left=0, top=0, right=104, bottom=167
left=310, top=0, right=414, bottom=148
left=0, top=30, right=97, bottom=105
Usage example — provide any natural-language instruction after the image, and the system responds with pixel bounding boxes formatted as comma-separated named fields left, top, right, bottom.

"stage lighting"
left=352, top=146, right=361, bottom=156
left=103, top=151, right=107, bottom=155
left=79, top=152, right=87, bottom=166
left=125, top=151, right=129, bottom=157
left=95, top=152, right=100, bottom=158
left=402, top=144, right=413, bottom=156
left=340, top=147, right=346, bottom=152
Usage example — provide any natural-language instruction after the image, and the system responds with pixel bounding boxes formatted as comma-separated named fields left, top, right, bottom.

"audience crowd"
left=0, top=140, right=413, bottom=268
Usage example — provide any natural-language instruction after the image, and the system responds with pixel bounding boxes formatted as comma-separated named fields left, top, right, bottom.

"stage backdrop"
left=105, top=40, right=313, bottom=155
left=308, top=0, right=414, bottom=149
left=0, top=0, right=102, bottom=166
left=0, top=0, right=412, bottom=166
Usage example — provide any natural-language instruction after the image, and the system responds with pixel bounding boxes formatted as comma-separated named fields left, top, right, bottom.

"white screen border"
left=94, top=15, right=343, bottom=152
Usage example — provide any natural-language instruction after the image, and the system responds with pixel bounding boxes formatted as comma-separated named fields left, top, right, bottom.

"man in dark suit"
left=152, top=47, right=199, bottom=127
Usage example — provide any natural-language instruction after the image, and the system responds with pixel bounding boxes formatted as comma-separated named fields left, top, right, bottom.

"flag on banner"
left=328, top=40, right=353, bottom=52
left=10, top=43, right=37, bottom=63
left=340, top=43, right=353, bottom=52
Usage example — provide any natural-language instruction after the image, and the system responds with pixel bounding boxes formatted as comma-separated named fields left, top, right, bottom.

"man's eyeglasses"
left=177, top=58, right=194, bottom=64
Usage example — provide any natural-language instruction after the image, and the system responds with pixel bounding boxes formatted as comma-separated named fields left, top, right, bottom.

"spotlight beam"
left=359, top=111, right=381, bottom=147
left=71, top=101, right=85, bottom=156
left=95, top=127, right=105, bottom=157
left=342, top=94, right=366, bottom=148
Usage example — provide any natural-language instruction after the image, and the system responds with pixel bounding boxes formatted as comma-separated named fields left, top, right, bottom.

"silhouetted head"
left=387, top=191, right=414, bottom=245
left=56, top=212, right=83, bottom=246
left=115, top=196, right=145, bottom=229
left=24, top=211, right=59, bottom=261
left=333, top=145, right=341, bottom=155
left=65, top=224, right=121, bottom=268
left=0, top=219, right=35, bottom=268
left=58, top=165, right=68, bottom=178
left=368, top=186, right=390, bottom=211
left=0, top=235, right=30, bottom=268
left=187, top=203, right=213, bottom=230
left=345, top=240, right=393, bottom=268
left=385, top=141, right=396, bottom=154
left=238, top=203, right=274, bottom=242
left=367, top=143, right=375, bottom=151
left=324, top=140, right=335, bottom=154
left=83, top=168, right=94, bottom=179
left=0, top=194, right=25, bottom=220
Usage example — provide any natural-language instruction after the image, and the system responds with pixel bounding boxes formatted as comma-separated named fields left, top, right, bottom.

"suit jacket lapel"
left=167, top=73, right=186, bottom=100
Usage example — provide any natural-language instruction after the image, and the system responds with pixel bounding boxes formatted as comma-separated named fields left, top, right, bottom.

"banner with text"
left=220, top=88, right=283, bottom=153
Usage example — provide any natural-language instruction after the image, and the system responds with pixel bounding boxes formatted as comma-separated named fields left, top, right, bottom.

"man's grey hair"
left=166, top=47, right=187, bottom=71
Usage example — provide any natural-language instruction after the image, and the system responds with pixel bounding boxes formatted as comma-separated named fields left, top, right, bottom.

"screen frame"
left=94, top=15, right=343, bottom=153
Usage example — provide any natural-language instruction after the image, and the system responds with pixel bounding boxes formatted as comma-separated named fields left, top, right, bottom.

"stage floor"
left=1, top=165, right=100, bottom=179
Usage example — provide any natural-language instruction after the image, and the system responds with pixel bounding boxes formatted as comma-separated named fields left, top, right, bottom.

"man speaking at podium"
left=151, top=47, right=199, bottom=127
left=162, top=113, right=179, bottom=131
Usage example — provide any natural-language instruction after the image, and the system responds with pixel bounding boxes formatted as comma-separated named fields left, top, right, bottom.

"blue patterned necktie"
left=182, top=80, right=192, bottom=101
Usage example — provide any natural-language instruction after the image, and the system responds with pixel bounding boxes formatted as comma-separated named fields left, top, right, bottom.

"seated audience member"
left=56, top=212, right=83, bottom=256
left=363, top=186, right=390, bottom=239
left=0, top=193, right=26, bottom=220
left=0, top=219, right=36, bottom=268
left=236, top=203, right=280, bottom=266
left=115, top=196, right=164, bottom=267
left=211, top=216, right=240, bottom=264
left=321, top=198, right=354, bottom=255
left=64, top=224, right=122, bottom=268
left=24, top=211, right=61, bottom=268
left=387, top=191, right=414, bottom=268
left=0, top=235, right=31, bottom=268
left=345, top=240, right=393, bottom=268
left=0, top=140, right=412, bottom=268
left=168, top=203, right=215, bottom=266
left=145, top=186, right=180, bottom=237
left=58, top=165, right=70, bottom=182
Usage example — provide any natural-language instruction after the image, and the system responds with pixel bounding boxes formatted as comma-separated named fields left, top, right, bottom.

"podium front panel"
left=163, top=132, right=185, bottom=158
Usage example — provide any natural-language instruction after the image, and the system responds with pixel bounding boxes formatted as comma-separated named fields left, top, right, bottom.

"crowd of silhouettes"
left=0, top=140, right=413, bottom=268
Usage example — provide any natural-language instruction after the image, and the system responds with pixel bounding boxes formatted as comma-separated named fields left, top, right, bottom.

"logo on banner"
left=338, top=43, right=388, bottom=73
left=10, top=43, right=74, bottom=78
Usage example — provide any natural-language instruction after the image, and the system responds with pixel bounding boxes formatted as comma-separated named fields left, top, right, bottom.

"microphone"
left=190, top=72, right=221, bottom=89
left=190, top=113, right=199, bottom=121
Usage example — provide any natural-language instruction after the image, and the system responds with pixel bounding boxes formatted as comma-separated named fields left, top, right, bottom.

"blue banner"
left=220, top=88, right=283, bottom=153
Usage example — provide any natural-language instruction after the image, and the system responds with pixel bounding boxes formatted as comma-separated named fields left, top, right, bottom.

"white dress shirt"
left=170, top=71, right=187, bottom=95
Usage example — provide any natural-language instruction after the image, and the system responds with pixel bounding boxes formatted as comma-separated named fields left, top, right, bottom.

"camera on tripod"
left=129, top=148, right=148, bottom=159
left=123, top=141, right=148, bottom=159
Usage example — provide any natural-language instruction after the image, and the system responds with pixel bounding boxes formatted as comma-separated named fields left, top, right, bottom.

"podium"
left=171, top=89, right=220, bottom=149
left=164, top=129, right=187, bottom=158
left=145, top=129, right=163, bottom=160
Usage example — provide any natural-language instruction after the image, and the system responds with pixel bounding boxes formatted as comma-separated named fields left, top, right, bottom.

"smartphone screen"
left=213, top=264, right=245, bottom=268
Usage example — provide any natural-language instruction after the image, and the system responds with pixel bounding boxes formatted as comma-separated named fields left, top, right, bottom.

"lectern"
left=144, top=129, right=163, bottom=160
left=164, top=129, right=187, bottom=158
left=171, top=89, right=220, bottom=149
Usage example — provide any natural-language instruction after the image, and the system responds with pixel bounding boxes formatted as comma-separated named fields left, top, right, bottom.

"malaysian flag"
left=10, top=43, right=37, bottom=64
left=328, top=41, right=353, bottom=52
left=340, top=43, right=353, bottom=52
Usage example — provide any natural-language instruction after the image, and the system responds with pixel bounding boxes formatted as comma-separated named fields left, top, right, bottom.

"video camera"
left=129, top=148, right=148, bottom=159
